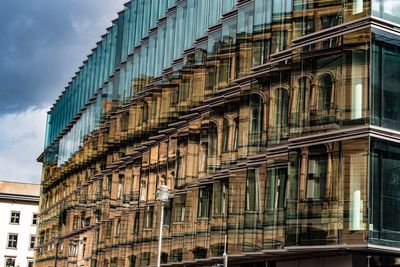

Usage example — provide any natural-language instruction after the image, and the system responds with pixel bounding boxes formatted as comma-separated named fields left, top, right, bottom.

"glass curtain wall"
left=371, top=28, right=400, bottom=131
left=370, top=138, right=400, bottom=247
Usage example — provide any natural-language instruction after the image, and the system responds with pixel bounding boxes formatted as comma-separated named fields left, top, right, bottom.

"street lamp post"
left=223, top=234, right=228, bottom=267
left=156, top=185, right=170, bottom=267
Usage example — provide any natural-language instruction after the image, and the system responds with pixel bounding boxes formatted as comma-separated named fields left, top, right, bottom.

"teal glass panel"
left=159, top=0, right=167, bottom=18
left=208, top=0, right=222, bottom=27
left=168, top=0, right=175, bottom=8
left=164, top=13, right=176, bottom=68
left=121, top=4, right=131, bottom=60
left=222, top=0, right=235, bottom=14
left=150, top=0, right=159, bottom=29
left=195, top=0, right=208, bottom=39
left=237, top=2, right=254, bottom=78
left=372, top=29, right=400, bottom=131
left=147, top=34, right=156, bottom=80
left=271, top=0, right=292, bottom=54
left=140, top=43, right=148, bottom=90
left=155, top=23, right=166, bottom=77
left=184, top=0, right=196, bottom=50
left=174, top=5, right=185, bottom=59
left=372, top=0, right=400, bottom=24
left=253, top=0, right=272, bottom=66
left=370, top=138, right=400, bottom=247
left=134, top=0, right=144, bottom=47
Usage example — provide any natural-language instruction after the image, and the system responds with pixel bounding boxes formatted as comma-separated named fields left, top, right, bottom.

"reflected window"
left=222, top=118, right=229, bottom=152
left=173, top=196, right=186, bottom=222
left=140, top=252, right=151, bottom=266
left=318, top=74, right=333, bottom=110
left=306, top=145, right=328, bottom=199
left=266, top=167, right=287, bottom=210
left=142, top=102, right=148, bottom=124
left=273, top=88, right=289, bottom=139
left=199, top=143, right=208, bottom=173
left=246, top=169, right=259, bottom=211
left=371, top=138, right=400, bottom=242
left=233, top=117, right=239, bottom=151
left=117, top=174, right=124, bottom=199
left=171, top=248, right=183, bottom=262
left=213, top=180, right=228, bottom=216
left=129, top=255, right=136, bottom=267
left=144, top=206, right=153, bottom=229
left=208, top=122, right=218, bottom=171
left=163, top=204, right=171, bottom=226
left=198, top=186, right=212, bottom=218
left=250, top=94, right=264, bottom=138
left=297, top=76, right=312, bottom=117
left=133, top=212, right=140, bottom=233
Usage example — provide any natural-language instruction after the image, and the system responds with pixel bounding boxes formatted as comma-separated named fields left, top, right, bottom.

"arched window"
left=318, top=74, right=333, bottom=110
left=222, top=118, right=230, bottom=152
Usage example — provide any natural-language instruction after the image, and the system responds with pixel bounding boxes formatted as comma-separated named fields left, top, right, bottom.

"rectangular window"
left=115, top=218, right=121, bottom=236
left=133, top=211, right=140, bottom=233
left=198, top=186, right=212, bottom=218
left=5, top=257, right=16, bottom=267
left=28, top=260, right=34, bottom=267
left=32, top=213, right=38, bottom=225
left=163, top=204, right=171, bottom=226
left=10, top=211, right=20, bottom=224
left=72, top=215, right=79, bottom=230
left=140, top=252, right=151, bottom=266
left=69, top=241, right=78, bottom=256
left=173, top=196, right=186, bottom=222
left=306, top=148, right=328, bottom=200
left=29, top=235, right=36, bottom=250
left=213, top=180, right=228, bottom=216
left=107, top=175, right=113, bottom=195
left=117, top=174, right=124, bottom=198
left=144, top=206, right=153, bottom=229
left=246, top=169, right=259, bottom=211
left=371, top=138, right=400, bottom=244
left=106, top=222, right=112, bottom=239
left=7, top=233, right=18, bottom=249
left=266, top=167, right=287, bottom=210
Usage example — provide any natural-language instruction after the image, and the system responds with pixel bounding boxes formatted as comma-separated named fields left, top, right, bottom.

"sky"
left=0, top=0, right=126, bottom=184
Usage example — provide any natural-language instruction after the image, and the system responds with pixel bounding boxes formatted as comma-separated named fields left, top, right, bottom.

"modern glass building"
left=36, top=0, right=400, bottom=266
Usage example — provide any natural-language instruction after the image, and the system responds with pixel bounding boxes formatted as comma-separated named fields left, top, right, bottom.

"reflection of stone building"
left=36, top=0, right=400, bottom=266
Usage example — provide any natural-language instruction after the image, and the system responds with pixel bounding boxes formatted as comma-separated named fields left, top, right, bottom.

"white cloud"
left=0, top=107, right=48, bottom=184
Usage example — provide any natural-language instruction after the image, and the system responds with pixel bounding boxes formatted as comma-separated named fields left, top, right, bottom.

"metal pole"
left=157, top=202, right=165, bottom=267
left=223, top=234, right=228, bottom=267
left=54, top=239, right=58, bottom=267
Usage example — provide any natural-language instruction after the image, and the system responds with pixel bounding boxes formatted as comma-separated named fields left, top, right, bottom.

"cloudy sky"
left=0, top=0, right=126, bottom=184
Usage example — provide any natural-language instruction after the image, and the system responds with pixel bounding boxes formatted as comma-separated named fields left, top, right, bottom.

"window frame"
left=7, top=233, right=18, bottom=249
left=29, top=234, right=36, bottom=250
left=32, top=213, right=38, bottom=225
left=9, top=211, right=20, bottom=224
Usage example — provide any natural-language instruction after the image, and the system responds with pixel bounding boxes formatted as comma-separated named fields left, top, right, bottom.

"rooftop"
left=0, top=180, right=40, bottom=200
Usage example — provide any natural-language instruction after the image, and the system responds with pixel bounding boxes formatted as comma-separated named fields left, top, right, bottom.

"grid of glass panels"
left=46, top=0, right=373, bottom=166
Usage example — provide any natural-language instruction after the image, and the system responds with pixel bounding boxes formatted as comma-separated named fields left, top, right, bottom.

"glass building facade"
left=37, top=1, right=400, bottom=266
